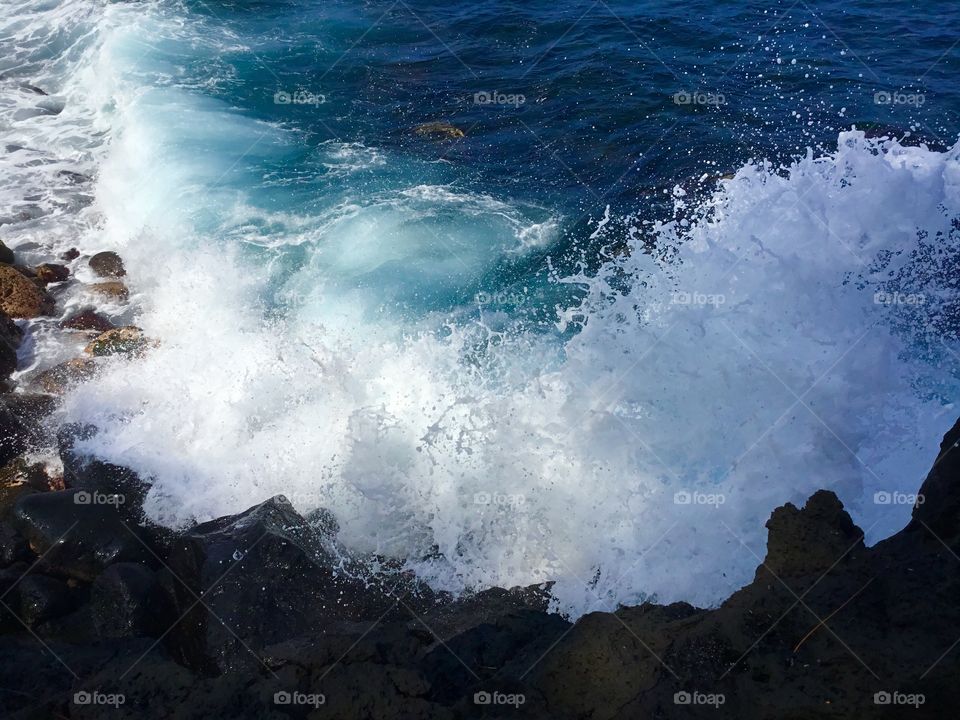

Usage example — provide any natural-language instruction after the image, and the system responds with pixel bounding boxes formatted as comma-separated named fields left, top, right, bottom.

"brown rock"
left=60, top=248, right=80, bottom=261
left=0, top=264, right=55, bottom=318
left=90, top=281, right=129, bottom=302
left=59, top=309, right=114, bottom=333
left=88, top=251, right=126, bottom=278
left=84, top=326, right=149, bottom=357
left=413, top=121, right=465, bottom=139
left=34, top=358, right=97, bottom=395
left=34, top=263, right=70, bottom=285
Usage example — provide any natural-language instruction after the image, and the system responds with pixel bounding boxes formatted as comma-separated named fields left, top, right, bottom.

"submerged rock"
left=88, top=251, right=126, bottom=278
left=34, top=357, right=98, bottom=395
left=84, top=326, right=149, bottom=357
left=414, top=121, right=465, bottom=139
left=0, top=264, right=54, bottom=318
left=90, top=280, right=129, bottom=301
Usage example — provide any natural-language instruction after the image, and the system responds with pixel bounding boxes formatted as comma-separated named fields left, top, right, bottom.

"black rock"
left=908, top=416, right=960, bottom=545
left=16, top=575, right=72, bottom=627
left=11, top=490, right=155, bottom=582
left=0, top=401, right=30, bottom=468
left=164, top=495, right=425, bottom=675
left=91, top=562, right=171, bottom=639
left=58, top=424, right=148, bottom=515
left=0, top=522, right=30, bottom=566
left=0, top=310, right=21, bottom=380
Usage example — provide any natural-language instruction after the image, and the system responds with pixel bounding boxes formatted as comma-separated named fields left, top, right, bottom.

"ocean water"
left=1, top=0, right=959, bottom=614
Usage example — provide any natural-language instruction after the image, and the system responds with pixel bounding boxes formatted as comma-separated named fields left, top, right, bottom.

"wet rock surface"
left=34, top=357, right=98, bottom=395
left=0, top=419, right=956, bottom=718
left=0, top=263, right=55, bottom=318
left=60, top=308, right=115, bottom=333
left=88, top=251, right=126, bottom=278
left=83, top=326, right=148, bottom=357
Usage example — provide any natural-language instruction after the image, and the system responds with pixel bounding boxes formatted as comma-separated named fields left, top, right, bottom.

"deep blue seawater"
left=165, top=0, right=960, bottom=314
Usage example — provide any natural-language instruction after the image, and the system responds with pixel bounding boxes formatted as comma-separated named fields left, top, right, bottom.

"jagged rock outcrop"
left=0, top=418, right=957, bottom=719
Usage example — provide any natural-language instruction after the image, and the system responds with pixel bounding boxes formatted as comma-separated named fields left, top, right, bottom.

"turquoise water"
left=1, top=0, right=959, bottom=614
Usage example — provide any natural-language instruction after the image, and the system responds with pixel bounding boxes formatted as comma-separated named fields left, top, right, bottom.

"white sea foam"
left=4, top=0, right=959, bottom=617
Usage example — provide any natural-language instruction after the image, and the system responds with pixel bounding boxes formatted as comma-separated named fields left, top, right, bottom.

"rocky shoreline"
left=0, top=246, right=956, bottom=718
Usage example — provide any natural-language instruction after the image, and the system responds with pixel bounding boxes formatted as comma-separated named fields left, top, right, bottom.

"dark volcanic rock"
left=59, top=424, right=148, bottom=514
left=0, top=310, right=22, bottom=380
left=0, top=394, right=57, bottom=453
left=11, top=490, right=154, bottom=582
left=0, top=420, right=959, bottom=718
left=0, top=400, right=34, bottom=467
left=908, top=417, right=960, bottom=544
left=760, top=489, right=864, bottom=580
left=16, top=574, right=72, bottom=626
left=91, top=562, right=170, bottom=639
left=0, top=241, right=12, bottom=265
left=0, top=521, right=30, bottom=566
left=88, top=251, right=126, bottom=278
left=164, top=495, right=433, bottom=675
